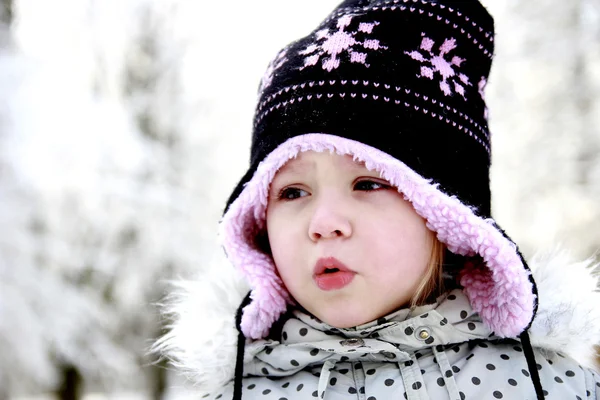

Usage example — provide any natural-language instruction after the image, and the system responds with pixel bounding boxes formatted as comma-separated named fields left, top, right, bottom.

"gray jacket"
left=156, top=253, right=600, bottom=399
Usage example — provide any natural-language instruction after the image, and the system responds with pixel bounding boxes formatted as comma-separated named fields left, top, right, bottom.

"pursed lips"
left=313, top=256, right=356, bottom=290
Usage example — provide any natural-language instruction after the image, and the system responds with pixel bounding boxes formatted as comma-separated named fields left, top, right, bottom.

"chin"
left=314, top=307, right=375, bottom=329
left=308, top=298, right=410, bottom=328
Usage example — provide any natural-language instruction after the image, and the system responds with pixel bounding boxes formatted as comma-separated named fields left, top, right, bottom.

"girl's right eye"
left=278, top=187, right=308, bottom=200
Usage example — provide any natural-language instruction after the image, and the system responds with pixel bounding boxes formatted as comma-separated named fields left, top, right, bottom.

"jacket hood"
left=153, top=250, right=600, bottom=394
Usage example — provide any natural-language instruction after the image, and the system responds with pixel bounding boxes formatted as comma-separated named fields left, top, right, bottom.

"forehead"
left=276, top=151, right=372, bottom=175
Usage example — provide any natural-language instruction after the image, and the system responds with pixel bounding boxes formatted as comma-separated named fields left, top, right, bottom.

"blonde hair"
left=410, top=232, right=446, bottom=307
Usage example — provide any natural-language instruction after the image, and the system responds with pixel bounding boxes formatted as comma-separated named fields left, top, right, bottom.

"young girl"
left=155, top=0, right=600, bottom=399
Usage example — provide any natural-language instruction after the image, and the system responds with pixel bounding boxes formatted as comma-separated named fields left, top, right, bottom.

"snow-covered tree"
left=486, top=0, right=600, bottom=260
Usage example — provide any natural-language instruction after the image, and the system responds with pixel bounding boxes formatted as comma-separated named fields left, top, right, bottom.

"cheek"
left=363, top=211, right=432, bottom=267
left=266, top=209, right=303, bottom=272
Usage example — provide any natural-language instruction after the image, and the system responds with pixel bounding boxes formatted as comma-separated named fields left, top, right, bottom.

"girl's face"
left=266, top=151, right=433, bottom=328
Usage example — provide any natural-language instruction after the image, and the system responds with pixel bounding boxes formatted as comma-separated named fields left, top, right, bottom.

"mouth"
left=313, top=257, right=356, bottom=291
left=313, top=257, right=354, bottom=275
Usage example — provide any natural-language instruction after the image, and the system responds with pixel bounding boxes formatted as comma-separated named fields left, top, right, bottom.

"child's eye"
left=278, top=187, right=309, bottom=200
left=354, top=179, right=391, bottom=191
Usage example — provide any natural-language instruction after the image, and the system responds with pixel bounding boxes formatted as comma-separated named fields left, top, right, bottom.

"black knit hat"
left=220, top=0, right=537, bottom=340
left=228, top=0, right=493, bottom=214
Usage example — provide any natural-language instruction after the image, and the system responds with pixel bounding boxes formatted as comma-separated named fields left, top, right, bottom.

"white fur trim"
left=528, top=250, right=600, bottom=370
left=151, top=253, right=247, bottom=395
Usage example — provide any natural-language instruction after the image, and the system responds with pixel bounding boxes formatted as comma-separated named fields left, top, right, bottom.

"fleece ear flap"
left=487, top=220, right=539, bottom=332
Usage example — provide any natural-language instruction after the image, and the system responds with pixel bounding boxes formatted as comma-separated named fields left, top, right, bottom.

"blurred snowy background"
left=0, top=0, right=598, bottom=399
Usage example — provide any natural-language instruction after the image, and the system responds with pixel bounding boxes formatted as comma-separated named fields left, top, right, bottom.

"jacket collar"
left=241, top=288, right=493, bottom=378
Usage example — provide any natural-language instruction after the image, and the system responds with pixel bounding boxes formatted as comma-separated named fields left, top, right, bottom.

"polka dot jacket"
left=201, top=288, right=600, bottom=400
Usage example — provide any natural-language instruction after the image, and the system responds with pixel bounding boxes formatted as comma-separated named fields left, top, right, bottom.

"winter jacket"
left=156, top=252, right=600, bottom=400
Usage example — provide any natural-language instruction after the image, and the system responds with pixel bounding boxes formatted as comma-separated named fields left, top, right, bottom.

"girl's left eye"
left=354, top=180, right=391, bottom=191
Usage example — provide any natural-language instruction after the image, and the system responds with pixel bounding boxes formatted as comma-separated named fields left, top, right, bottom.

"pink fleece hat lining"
left=220, top=134, right=534, bottom=340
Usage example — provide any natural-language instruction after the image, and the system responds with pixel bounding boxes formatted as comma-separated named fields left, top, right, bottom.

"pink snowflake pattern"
left=299, top=15, right=386, bottom=72
left=405, top=35, right=472, bottom=99
left=259, top=48, right=288, bottom=94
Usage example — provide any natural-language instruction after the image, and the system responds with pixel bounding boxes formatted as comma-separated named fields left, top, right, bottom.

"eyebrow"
left=276, top=159, right=311, bottom=176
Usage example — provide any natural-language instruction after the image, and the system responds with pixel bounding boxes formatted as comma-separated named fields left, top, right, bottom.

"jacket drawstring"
left=317, top=359, right=337, bottom=399
left=233, top=292, right=253, bottom=400
left=520, top=331, right=545, bottom=400
left=433, top=345, right=461, bottom=400
left=398, top=353, right=431, bottom=400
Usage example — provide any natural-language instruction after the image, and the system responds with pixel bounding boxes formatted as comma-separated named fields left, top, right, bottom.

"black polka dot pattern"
left=217, top=301, right=600, bottom=400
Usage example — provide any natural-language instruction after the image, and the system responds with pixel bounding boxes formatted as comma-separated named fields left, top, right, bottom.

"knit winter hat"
left=220, top=0, right=537, bottom=340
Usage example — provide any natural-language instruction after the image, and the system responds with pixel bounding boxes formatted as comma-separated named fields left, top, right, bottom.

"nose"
left=308, top=200, right=352, bottom=241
